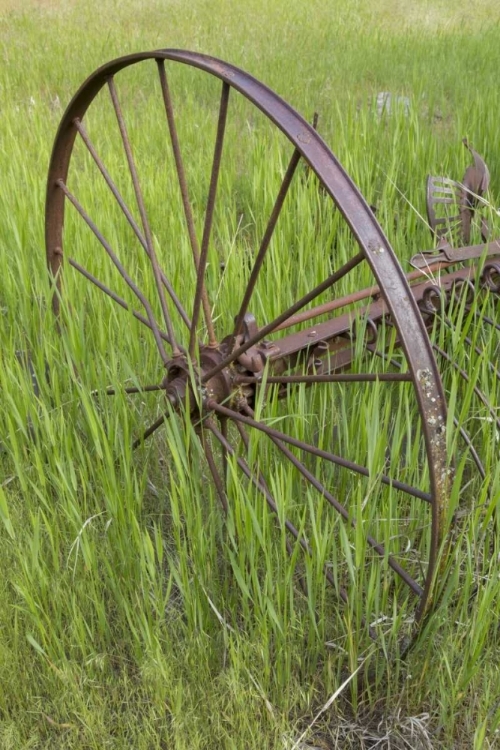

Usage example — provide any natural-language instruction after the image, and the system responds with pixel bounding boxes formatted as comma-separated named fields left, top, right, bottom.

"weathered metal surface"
left=45, top=50, right=498, bottom=646
left=411, top=239, right=500, bottom=269
left=426, top=140, right=490, bottom=244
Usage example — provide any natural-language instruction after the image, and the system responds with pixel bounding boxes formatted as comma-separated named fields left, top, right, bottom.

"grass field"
left=1, top=1, right=500, bottom=748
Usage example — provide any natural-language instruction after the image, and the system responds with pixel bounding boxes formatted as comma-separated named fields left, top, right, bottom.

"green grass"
left=1, top=1, right=500, bottom=747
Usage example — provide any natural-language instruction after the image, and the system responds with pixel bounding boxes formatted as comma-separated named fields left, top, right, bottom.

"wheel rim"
left=46, top=50, right=450, bottom=644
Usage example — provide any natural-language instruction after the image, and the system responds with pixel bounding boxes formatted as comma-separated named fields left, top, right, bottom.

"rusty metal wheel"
left=46, top=50, right=451, bottom=646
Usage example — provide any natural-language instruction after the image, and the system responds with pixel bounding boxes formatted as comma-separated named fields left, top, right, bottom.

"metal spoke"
left=438, top=312, right=500, bottom=380
left=234, top=419, right=272, bottom=494
left=131, top=412, right=168, bottom=451
left=234, top=419, right=309, bottom=597
left=108, top=76, right=180, bottom=355
left=197, top=427, right=228, bottom=513
left=454, top=423, right=486, bottom=480
left=202, top=251, right=365, bottom=383
left=271, top=265, right=450, bottom=333
left=467, top=307, right=500, bottom=331
left=231, top=148, right=302, bottom=347
left=367, top=345, right=407, bottom=372
left=67, top=257, right=173, bottom=347
left=74, top=118, right=191, bottom=330
left=207, top=420, right=308, bottom=548
left=235, top=372, right=412, bottom=385
left=157, top=60, right=216, bottom=346
left=369, top=342, right=487, bottom=479
left=99, top=383, right=167, bottom=396
left=477, top=312, right=500, bottom=333
left=206, top=420, right=352, bottom=607
left=239, top=404, right=423, bottom=597
left=220, top=415, right=229, bottom=492
left=58, top=182, right=170, bottom=364
left=208, top=401, right=432, bottom=504
left=433, top=343, right=500, bottom=430
left=189, top=82, right=230, bottom=355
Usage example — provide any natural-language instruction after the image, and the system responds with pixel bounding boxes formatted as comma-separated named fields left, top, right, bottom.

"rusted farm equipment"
left=45, top=50, right=499, bottom=646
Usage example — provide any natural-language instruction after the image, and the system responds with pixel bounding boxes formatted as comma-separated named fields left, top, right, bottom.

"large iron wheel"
left=46, top=50, right=450, bottom=646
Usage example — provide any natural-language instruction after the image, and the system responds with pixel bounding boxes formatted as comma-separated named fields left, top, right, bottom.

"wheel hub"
left=161, top=313, right=275, bottom=416
left=161, top=346, right=230, bottom=413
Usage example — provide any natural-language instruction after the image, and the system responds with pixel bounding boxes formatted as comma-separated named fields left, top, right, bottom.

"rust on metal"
left=45, top=49, right=498, bottom=648
left=426, top=139, right=491, bottom=245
